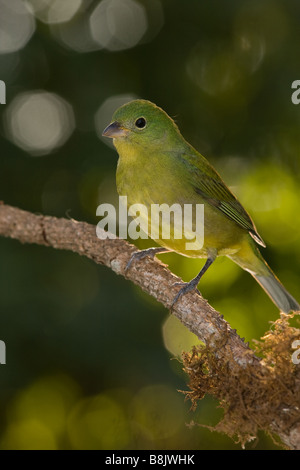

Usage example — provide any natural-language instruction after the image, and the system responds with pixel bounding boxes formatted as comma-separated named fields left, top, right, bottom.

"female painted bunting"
left=102, top=99, right=299, bottom=313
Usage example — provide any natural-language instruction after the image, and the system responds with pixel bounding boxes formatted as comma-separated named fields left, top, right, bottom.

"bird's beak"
left=102, top=121, right=129, bottom=138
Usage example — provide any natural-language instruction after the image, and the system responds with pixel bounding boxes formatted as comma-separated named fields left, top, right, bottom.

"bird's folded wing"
left=182, top=153, right=266, bottom=247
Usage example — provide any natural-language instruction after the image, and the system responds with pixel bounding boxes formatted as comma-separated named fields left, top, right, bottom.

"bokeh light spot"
left=68, top=394, right=130, bottom=449
left=0, top=0, right=35, bottom=54
left=1, top=420, right=57, bottom=450
left=26, top=0, right=82, bottom=25
left=50, top=9, right=99, bottom=53
left=131, top=384, right=184, bottom=441
left=89, top=0, right=148, bottom=51
left=4, top=91, right=75, bottom=156
left=186, top=43, right=242, bottom=96
left=163, top=315, right=199, bottom=357
left=0, top=375, right=80, bottom=450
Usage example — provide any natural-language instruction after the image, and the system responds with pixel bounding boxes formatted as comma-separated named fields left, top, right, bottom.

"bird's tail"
left=253, top=269, right=300, bottom=314
left=229, top=240, right=300, bottom=314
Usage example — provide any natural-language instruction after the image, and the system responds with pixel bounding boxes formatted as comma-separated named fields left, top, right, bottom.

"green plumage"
left=102, top=99, right=299, bottom=313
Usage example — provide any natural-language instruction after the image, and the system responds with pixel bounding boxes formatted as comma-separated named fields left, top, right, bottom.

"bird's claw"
left=126, top=251, right=147, bottom=271
left=125, top=247, right=164, bottom=272
left=171, top=280, right=200, bottom=308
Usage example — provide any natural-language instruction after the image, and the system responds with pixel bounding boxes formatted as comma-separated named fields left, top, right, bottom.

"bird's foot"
left=125, top=247, right=169, bottom=271
left=171, top=278, right=201, bottom=308
left=171, top=256, right=216, bottom=308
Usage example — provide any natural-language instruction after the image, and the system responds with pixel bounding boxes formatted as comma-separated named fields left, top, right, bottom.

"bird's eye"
left=135, top=117, right=146, bottom=129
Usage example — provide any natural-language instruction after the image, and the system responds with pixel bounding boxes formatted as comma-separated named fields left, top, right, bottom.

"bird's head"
left=102, top=99, right=183, bottom=151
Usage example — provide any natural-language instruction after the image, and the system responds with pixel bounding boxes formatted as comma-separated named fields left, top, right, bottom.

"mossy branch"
left=0, top=202, right=299, bottom=449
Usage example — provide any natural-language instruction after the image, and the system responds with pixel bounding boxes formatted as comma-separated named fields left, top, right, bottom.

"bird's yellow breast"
left=114, top=139, right=246, bottom=258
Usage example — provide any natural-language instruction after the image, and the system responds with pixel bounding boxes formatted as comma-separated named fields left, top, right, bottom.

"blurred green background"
left=0, top=0, right=299, bottom=450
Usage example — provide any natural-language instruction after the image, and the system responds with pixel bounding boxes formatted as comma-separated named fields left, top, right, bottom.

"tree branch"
left=0, top=202, right=299, bottom=449
left=0, top=202, right=254, bottom=365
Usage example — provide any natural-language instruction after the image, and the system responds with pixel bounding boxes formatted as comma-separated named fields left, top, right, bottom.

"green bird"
left=102, top=99, right=299, bottom=313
